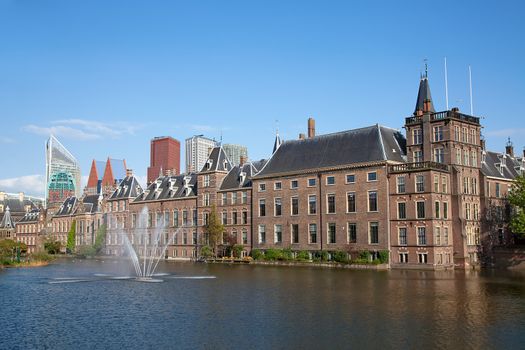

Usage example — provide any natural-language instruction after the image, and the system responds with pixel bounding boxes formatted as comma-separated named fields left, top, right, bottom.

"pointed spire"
left=414, top=70, right=435, bottom=115
left=273, top=129, right=282, bottom=154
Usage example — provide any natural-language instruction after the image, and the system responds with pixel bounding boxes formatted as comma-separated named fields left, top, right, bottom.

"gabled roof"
left=414, top=76, right=435, bottom=114
left=273, top=132, right=282, bottom=154
left=79, top=194, right=102, bottom=214
left=220, top=163, right=258, bottom=190
left=55, top=197, right=78, bottom=216
left=200, top=146, right=233, bottom=173
left=0, top=206, right=16, bottom=229
left=256, top=124, right=406, bottom=178
left=250, top=159, right=268, bottom=173
left=18, top=209, right=41, bottom=223
left=133, top=173, right=197, bottom=202
left=109, top=176, right=143, bottom=200
left=482, top=150, right=524, bottom=180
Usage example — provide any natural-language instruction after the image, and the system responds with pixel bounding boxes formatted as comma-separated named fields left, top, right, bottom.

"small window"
left=308, top=178, right=316, bottom=187
left=274, top=182, right=282, bottom=190
left=258, top=183, right=266, bottom=192
left=367, top=172, right=377, bottom=182
left=290, top=180, right=298, bottom=189
left=346, top=174, right=355, bottom=183
left=326, top=176, right=335, bottom=185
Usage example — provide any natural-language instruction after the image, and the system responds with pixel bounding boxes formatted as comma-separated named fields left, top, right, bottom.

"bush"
left=320, top=251, right=329, bottom=261
left=76, top=245, right=97, bottom=258
left=30, top=251, right=53, bottom=262
left=332, top=250, right=350, bottom=264
left=250, top=249, right=264, bottom=260
left=295, top=250, right=310, bottom=261
left=200, top=245, right=214, bottom=258
left=44, top=239, right=62, bottom=254
left=232, top=244, right=244, bottom=258
left=264, top=248, right=282, bottom=261
left=378, top=250, right=389, bottom=264
left=279, top=248, right=293, bottom=261
left=359, top=250, right=371, bottom=261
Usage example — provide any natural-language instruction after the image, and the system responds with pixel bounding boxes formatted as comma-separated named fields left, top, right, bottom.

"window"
left=416, top=201, right=425, bottom=219
left=348, top=223, right=357, bottom=243
left=327, top=194, right=336, bottom=213
left=242, top=229, right=248, bottom=245
left=399, top=227, right=407, bottom=245
left=291, top=197, right=299, bottom=216
left=462, top=127, right=467, bottom=142
left=434, top=175, right=439, bottom=192
left=291, top=180, right=298, bottom=189
left=328, top=223, right=336, bottom=244
left=192, top=210, right=197, bottom=226
left=274, top=225, right=282, bottom=243
left=326, top=176, right=335, bottom=185
left=454, top=126, right=460, bottom=141
left=259, top=199, right=266, bottom=217
left=346, top=174, right=355, bottom=183
left=193, top=232, right=198, bottom=245
left=308, top=178, right=316, bottom=187
left=309, top=224, right=317, bottom=243
left=258, top=183, right=266, bottom=192
left=456, top=148, right=462, bottom=165
left=433, top=126, right=444, bottom=142
left=203, top=193, right=210, bottom=206
left=368, top=191, right=377, bottom=212
left=463, top=150, right=469, bottom=166
left=203, top=212, right=209, bottom=226
left=418, top=253, right=428, bottom=264
left=369, top=222, right=379, bottom=244
left=203, top=175, right=210, bottom=187
left=465, top=203, right=471, bottom=220
left=221, top=193, right=227, bottom=205
left=398, top=202, right=406, bottom=219
left=443, top=202, right=448, bottom=219
left=274, top=182, right=282, bottom=190
left=473, top=203, right=479, bottom=220
left=347, top=192, right=356, bottom=213
left=258, top=225, right=266, bottom=243
left=291, top=224, right=299, bottom=244
left=417, top=227, right=426, bottom=245
left=367, top=172, right=377, bottom=181
left=444, top=227, right=449, bottom=245
left=131, top=213, right=136, bottom=228
left=232, top=211, right=238, bottom=225
left=442, top=176, right=447, bottom=193
left=274, top=198, right=282, bottom=216
left=435, top=227, right=441, bottom=245
left=416, top=175, right=424, bottom=192
left=414, top=150, right=423, bottom=163
left=397, top=176, right=406, bottom=193
left=399, top=253, right=408, bottom=263
left=470, top=129, right=477, bottom=145
left=496, top=183, right=501, bottom=198
left=242, top=191, right=247, bottom=204
left=222, top=211, right=228, bottom=225
left=148, top=213, right=153, bottom=228
left=183, top=231, right=188, bottom=245
left=308, top=195, right=317, bottom=215
left=471, top=150, right=477, bottom=167
left=435, top=201, right=440, bottom=219
left=231, top=192, right=237, bottom=205
left=413, top=128, right=422, bottom=144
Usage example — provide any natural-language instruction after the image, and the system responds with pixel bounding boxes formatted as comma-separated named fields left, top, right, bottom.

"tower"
left=147, top=136, right=181, bottom=184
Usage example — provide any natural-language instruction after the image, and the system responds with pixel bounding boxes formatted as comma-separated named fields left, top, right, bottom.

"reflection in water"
left=0, top=259, right=524, bottom=349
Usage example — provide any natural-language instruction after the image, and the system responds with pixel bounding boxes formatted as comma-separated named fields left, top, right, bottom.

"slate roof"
left=256, top=124, right=406, bottom=178
left=414, top=76, right=435, bottom=114
left=250, top=159, right=268, bottom=173
left=133, top=173, right=197, bottom=202
left=0, top=206, right=16, bottom=229
left=481, top=151, right=524, bottom=180
left=273, top=133, right=282, bottom=154
left=200, top=146, right=233, bottom=173
left=220, top=163, right=259, bottom=190
left=55, top=197, right=78, bottom=216
left=18, top=209, right=41, bottom=223
left=79, top=194, right=102, bottom=214
left=109, top=176, right=143, bottom=200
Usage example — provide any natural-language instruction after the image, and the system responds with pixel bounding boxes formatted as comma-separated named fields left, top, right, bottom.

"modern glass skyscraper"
left=185, top=135, right=217, bottom=173
left=223, top=144, right=248, bottom=166
left=45, top=135, right=81, bottom=206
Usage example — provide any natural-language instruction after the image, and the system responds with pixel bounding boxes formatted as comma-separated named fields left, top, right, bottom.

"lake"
left=1, top=259, right=524, bottom=349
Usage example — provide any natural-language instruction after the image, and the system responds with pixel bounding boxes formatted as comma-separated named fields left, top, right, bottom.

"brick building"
left=16, top=209, right=46, bottom=254
left=147, top=136, right=181, bottom=184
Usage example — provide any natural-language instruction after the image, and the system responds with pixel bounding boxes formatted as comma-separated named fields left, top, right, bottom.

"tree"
left=66, top=220, right=76, bottom=254
left=93, top=224, right=106, bottom=254
left=204, top=205, right=224, bottom=257
left=509, top=175, right=525, bottom=238
left=44, top=238, right=62, bottom=254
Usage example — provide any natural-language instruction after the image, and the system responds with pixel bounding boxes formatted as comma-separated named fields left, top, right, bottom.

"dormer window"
left=239, top=172, right=246, bottom=184
left=206, top=159, right=213, bottom=169
left=223, top=160, right=228, bottom=169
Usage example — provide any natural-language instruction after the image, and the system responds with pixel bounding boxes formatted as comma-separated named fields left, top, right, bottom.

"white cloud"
left=0, top=175, right=45, bottom=198
left=485, top=128, right=525, bottom=138
left=22, top=124, right=100, bottom=140
left=0, top=137, right=15, bottom=144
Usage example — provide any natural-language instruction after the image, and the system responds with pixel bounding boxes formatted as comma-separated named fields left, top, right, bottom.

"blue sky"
left=1, top=0, right=524, bottom=197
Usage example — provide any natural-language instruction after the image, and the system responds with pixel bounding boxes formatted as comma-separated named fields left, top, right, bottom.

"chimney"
left=299, top=133, right=305, bottom=140
left=505, top=138, right=514, bottom=157
left=126, top=169, right=133, bottom=177
left=308, top=117, right=315, bottom=138
left=239, top=155, right=246, bottom=166
left=423, top=99, right=431, bottom=113
left=0, top=192, right=4, bottom=201
left=480, top=138, right=486, bottom=151
left=19, top=192, right=24, bottom=202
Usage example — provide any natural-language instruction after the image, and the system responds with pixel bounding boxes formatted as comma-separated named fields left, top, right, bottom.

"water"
left=1, top=259, right=524, bottom=350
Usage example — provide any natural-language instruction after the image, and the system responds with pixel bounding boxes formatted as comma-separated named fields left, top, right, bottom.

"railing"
left=388, top=161, right=449, bottom=173
left=405, top=110, right=480, bottom=125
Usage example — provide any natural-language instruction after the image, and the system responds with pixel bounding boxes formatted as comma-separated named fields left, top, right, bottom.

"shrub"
left=250, top=249, right=264, bottom=260
left=76, top=245, right=97, bottom=258
left=320, top=251, right=329, bottom=261
left=264, top=248, right=282, bottom=261
left=280, top=248, right=293, bottom=261
left=359, top=250, right=371, bottom=261
left=332, top=250, right=350, bottom=264
left=200, top=245, right=214, bottom=258
left=232, top=244, right=244, bottom=258
left=30, top=251, right=53, bottom=262
left=44, top=239, right=62, bottom=254
left=378, top=250, right=389, bottom=264
left=295, top=250, right=310, bottom=261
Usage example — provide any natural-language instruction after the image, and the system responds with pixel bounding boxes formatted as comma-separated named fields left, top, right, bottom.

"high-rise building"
left=223, top=144, right=248, bottom=166
left=185, top=135, right=217, bottom=173
left=45, top=135, right=81, bottom=207
left=147, top=136, right=181, bottom=184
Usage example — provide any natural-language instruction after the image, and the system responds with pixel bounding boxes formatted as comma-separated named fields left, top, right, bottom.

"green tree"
left=509, top=175, right=525, bottom=237
left=93, top=224, right=106, bottom=254
left=44, top=238, right=62, bottom=254
left=66, top=220, right=76, bottom=254
left=204, top=205, right=224, bottom=257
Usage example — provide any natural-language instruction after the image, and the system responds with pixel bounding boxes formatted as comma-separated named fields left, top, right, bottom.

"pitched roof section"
left=109, top=176, right=143, bottom=200
left=79, top=194, right=102, bottom=214
left=200, top=146, right=232, bottom=173
left=482, top=150, right=524, bottom=180
left=18, top=209, right=41, bottom=223
left=256, top=125, right=406, bottom=178
left=0, top=206, right=16, bottom=229
left=414, top=76, right=435, bottom=114
left=220, top=163, right=258, bottom=190
left=273, top=132, right=282, bottom=154
left=55, top=197, right=78, bottom=216
left=133, top=173, right=197, bottom=202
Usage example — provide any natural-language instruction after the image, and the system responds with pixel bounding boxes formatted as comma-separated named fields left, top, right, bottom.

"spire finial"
left=275, top=119, right=279, bottom=135
left=424, top=58, right=428, bottom=78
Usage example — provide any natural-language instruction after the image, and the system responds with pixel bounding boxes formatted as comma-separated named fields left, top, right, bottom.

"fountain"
left=120, top=207, right=182, bottom=282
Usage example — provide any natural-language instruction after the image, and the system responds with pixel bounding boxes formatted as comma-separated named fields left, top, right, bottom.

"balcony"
left=405, top=110, right=480, bottom=126
left=388, top=161, right=449, bottom=173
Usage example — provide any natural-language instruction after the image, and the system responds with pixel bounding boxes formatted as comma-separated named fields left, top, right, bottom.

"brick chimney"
left=308, top=117, right=315, bottom=138
left=19, top=192, right=24, bottom=202
left=505, top=138, right=514, bottom=157
left=126, top=169, right=133, bottom=177
left=299, top=133, right=305, bottom=140
left=239, top=155, right=246, bottom=166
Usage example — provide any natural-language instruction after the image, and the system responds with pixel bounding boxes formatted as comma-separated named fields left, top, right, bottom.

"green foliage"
left=76, top=245, right=97, bottom=258
left=320, top=251, right=329, bottom=261
left=264, top=248, right=282, bottom=261
left=331, top=250, right=350, bottom=264
left=205, top=205, right=224, bottom=257
left=509, top=176, right=525, bottom=237
left=200, top=245, right=214, bottom=258
left=295, top=250, right=311, bottom=261
left=232, top=244, right=244, bottom=258
left=0, top=239, right=17, bottom=264
left=250, top=249, right=264, bottom=260
left=29, top=251, right=53, bottom=262
left=378, top=250, right=389, bottom=264
left=359, top=250, right=371, bottom=261
left=93, top=224, right=106, bottom=254
left=66, top=220, right=76, bottom=254
left=44, top=239, right=62, bottom=254
left=280, top=248, right=293, bottom=261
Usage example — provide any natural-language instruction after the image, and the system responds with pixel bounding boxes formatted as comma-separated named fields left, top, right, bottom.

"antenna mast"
left=469, top=65, right=474, bottom=115
left=444, top=57, right=449, bottom=110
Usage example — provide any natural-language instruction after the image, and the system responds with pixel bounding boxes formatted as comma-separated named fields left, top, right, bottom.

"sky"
left=1, top=0, right=524, bottom=198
